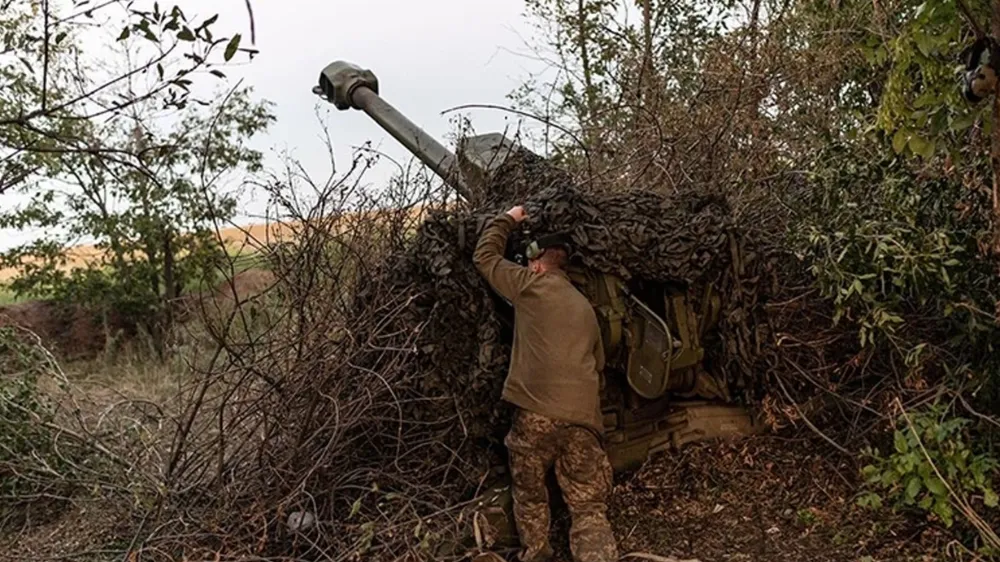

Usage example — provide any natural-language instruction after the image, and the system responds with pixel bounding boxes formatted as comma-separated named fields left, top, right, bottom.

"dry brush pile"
left=111, top=140, right=792, bottom=561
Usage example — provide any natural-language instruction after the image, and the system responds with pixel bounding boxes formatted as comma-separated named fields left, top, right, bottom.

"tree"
left=1, top=86, right=275, bottom=357
left=849, top=0, right=1000, bottom=256
left=0, top=0, right=272, bottom=358
left=0, top=0, right=257, bottom=196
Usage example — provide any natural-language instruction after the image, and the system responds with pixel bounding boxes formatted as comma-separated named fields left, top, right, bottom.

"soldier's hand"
left=506, top=205, right=528, bottom=222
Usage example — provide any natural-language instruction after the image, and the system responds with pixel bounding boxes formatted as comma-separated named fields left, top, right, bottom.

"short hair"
left=537, top=246, right=568, bottom=269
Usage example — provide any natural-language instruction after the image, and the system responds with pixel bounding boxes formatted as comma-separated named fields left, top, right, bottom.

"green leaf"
left=908, top=135, right=935, bottom=159
left=925, top=476, right=947, bottom=496
left=892, top=129, right=910, bottom=154
left=210, top=69, right=226, bottom=79
left=177, top=27, right=195, bottom=41
left=914, top=32, right=935, bottom=57
left=933, top=497, right=954, bottom=527
left=862, top=465, right=880, bottom=482
left=905, top=475, right=923, bottom=501
left=985, top=488, right=998, bottom=508
left=894, top=430, right=909, bottom=454
left=857, top=492, right=883, bottom=509
left=951, top=113, right=977, bottom=131
left=881, top=468, right=901, bottom=486
left=972, top=463, right=986, bottom=486
left=349, top=497, right=362, bottom=518
left=224, top=33, right=241, bottom=62
left=118, top=26, right=131, bottom=41
left=199, top=14, right=220, bottom=30
left=913, top=91, right=936, bottom=108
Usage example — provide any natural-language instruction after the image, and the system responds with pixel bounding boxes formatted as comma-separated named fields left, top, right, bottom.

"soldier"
left=473, top=205, right=619, bottom=562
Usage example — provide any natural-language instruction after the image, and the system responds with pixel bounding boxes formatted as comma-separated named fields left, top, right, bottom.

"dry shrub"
left=0, top=324, right=170, bottom=545
left=139, top=152, right=485, bottom=561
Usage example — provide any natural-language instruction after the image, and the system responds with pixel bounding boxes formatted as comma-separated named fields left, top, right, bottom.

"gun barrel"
left=316, top=61, right=471, bottom=201
left=351, top=87, right=470, bottom=200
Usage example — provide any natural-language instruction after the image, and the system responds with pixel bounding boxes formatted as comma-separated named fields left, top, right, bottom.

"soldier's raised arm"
left=473, top=206, right=536, bottom=303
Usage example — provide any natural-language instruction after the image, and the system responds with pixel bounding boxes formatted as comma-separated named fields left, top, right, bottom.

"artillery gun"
left=314, top=60, right=764, bottom=549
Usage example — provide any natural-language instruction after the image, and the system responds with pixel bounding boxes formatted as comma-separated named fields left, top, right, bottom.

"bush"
left=858, top=405, right=998, bottom=529
left=788, top=141, right=1000, bottom=393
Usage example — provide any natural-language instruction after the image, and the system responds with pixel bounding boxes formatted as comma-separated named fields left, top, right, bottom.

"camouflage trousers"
left=504, top=409, right=619, bottom=562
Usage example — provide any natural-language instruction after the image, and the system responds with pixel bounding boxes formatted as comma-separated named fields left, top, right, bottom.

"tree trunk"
left=577, top=0, right=597, bottom=151
left=642, top=0, right=653, bottom=103
left=162, top=229, right=176, bottom=355
left=144, top=229, right=165, bottom=361
left=992, top=2, right=1000, bottom=261
left=631, top=0, right=656, bottom=187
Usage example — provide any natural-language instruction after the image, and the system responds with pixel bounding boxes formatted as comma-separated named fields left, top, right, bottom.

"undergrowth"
left=791, top=142, right=999, bottom=386
left=0, top=327, right=95, bottom=529
left=785, top=138, right=1000, bottom=556
left=858, top=403, right=1000, bottom=556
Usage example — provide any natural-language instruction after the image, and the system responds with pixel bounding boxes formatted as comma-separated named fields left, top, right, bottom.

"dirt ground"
left=2, top=433, right=958, bottom=561
left=604, top=436, right=947, bottom=562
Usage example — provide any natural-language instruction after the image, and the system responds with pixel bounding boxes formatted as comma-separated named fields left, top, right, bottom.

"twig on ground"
left=773, top=371, right=852, bottom=456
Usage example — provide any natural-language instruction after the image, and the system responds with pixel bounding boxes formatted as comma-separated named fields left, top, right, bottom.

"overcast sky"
left=182, top=0, right=551, bottom=211
left=1, top=0, right=551, bottom=249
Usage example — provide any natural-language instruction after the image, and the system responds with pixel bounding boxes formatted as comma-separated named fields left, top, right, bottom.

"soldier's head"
left=528, top=247, right=568, bottom=274
left=525, top=232, right=571, bottom=274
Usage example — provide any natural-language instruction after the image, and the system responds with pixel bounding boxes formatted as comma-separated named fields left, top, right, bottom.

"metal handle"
left=624, top=292, right=676, bottom=361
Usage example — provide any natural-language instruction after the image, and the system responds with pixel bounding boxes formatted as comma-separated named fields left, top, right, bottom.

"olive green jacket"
left=473, top=213, right=605, bottom=434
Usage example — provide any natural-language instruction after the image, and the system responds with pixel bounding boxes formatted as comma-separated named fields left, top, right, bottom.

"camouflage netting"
left=350, top=149, right=777, bottom=482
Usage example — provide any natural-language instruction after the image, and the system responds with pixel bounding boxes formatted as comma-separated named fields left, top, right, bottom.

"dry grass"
left=59, top=350, right=192, bottom=405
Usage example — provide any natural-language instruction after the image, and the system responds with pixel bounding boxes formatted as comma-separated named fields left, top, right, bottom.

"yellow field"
left=0, top=222, right=298, bottom=282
